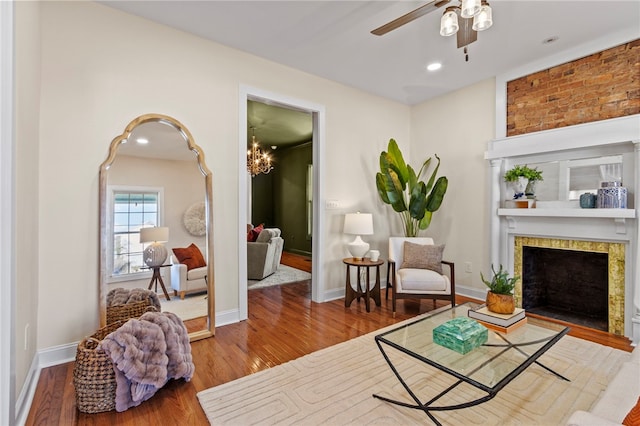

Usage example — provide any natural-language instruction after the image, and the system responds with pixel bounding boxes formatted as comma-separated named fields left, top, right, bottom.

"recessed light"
left=136, top=138, right=149, bottom=144
left=542, top=36, right=559, bottom=45
left=427, top=62, right=442, bottom=71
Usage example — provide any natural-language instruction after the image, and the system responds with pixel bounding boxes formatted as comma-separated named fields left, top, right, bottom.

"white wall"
left=409, top=79, right=496, bottom=297
left=35, top=1, right=410, bottom=350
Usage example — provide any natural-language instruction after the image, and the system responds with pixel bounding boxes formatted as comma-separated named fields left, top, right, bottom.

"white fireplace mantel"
left=486, top=115, right=640, bottom=344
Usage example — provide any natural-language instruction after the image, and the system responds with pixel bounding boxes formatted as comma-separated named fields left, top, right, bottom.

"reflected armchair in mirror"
left=170, top=243, right=208, bottom=299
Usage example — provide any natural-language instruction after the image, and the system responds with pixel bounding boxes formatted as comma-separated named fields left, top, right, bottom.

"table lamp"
left=140, top=226, right=169, bottom=267
left=344, top=212, right=373, bottom=260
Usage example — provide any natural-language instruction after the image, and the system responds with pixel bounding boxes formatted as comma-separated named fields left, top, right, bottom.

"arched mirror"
left=99, top=113, right=214, bottom=341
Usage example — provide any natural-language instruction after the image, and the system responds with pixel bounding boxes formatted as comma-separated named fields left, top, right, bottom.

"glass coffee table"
left=373, top=303, right=570, bottom=425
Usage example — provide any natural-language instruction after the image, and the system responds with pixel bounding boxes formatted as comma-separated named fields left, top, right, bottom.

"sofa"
left=248, top=228, right=284, bottom=280
left=567, top=345, right=639, bottom=425
left=170, top=244, right=208, bottom=299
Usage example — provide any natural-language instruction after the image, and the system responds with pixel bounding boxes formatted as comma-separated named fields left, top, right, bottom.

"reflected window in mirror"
left=108, top=186, right=164, bottom=281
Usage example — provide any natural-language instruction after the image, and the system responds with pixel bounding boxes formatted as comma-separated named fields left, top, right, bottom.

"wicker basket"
left=106, top=301, right=157, bottom=325
left=73, top=321, right=127, bottom=413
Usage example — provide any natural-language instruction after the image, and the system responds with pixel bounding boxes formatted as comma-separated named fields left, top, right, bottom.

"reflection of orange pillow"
left=172, top=244, right=206, bottom=271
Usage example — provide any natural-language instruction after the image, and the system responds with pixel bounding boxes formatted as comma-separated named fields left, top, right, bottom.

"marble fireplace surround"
left=486, top=115, right=640, bottom=345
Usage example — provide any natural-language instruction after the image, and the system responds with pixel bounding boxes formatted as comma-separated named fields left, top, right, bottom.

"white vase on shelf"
left=510, top=176, right=528, bottom=199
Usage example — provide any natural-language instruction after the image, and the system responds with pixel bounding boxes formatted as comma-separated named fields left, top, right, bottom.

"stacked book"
left=468, top=305, right=527, bottom=333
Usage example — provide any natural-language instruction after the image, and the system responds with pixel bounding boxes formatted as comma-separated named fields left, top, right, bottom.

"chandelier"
left=247, top=132, right=274, bottom=177
left=440, top=0, right=493, bottom=37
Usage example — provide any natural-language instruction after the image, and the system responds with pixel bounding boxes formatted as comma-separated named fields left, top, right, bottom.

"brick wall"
left=506, top=39, right=640, bottom=136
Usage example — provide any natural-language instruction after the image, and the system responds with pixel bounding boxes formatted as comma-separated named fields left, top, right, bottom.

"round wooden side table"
left=343, top=257, right=384, bottom=312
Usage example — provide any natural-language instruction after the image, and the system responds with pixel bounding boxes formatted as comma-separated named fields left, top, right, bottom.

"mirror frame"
left=99, top=113, right=215, bottom=341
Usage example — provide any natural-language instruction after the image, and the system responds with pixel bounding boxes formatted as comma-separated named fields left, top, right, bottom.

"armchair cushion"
left=172, top=243, right=206, bottom=271
left=256, top=228, right=280, bottom=242
left=398, top=268, right=448, bottom=292
left=401, top=241, right=445, bottom=274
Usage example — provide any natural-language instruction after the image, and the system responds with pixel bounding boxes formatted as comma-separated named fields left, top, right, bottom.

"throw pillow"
left=400, top=241, right=444, bottom=274
left=248, top=223, right=264, bottom=242
left=623, top=396, right=640, bottom=426
left=172, top=243, right=206, bottom=271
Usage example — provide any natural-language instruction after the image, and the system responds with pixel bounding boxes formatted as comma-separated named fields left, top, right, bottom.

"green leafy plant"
left=480, top=264, right=519, bottom=295
left=504, top=165, right=543, bottom=182
left=375, top=138, right=448, bottom=237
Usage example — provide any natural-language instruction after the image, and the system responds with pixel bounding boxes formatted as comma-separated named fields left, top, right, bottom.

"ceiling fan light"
left=460, top=0, right=481, bottom=18
left=472, top=2, right=493, bottom=31
left=440, top=8, right=459, bottom=37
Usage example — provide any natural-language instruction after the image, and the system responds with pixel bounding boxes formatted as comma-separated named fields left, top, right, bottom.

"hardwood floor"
left=26, top=260, right=632, bottom=425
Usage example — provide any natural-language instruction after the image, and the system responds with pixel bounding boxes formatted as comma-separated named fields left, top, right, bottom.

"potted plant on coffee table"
left=480, top=264, right=518, bottom=314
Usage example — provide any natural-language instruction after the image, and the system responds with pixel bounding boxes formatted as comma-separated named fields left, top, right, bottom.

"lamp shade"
left=472, top=1, right=493, bottom=31
left=343, top=213, right=373, bottom=236
left=440, top=7, right=459, bottom=37
left=140, top=226, right=169, bottom=243
left=461, top=0, right=481, bottom=18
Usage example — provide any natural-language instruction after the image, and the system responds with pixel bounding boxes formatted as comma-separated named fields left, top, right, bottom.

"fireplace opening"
left=522, top=246, right=608, bottom=331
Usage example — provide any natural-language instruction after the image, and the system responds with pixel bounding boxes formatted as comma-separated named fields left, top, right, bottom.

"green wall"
left=251, top=142, right=312, bottom=255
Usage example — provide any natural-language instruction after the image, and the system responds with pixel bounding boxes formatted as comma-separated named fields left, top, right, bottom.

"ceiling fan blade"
left=371, top=0, right=451, bottom=36
left=456, top=17, right=477, bottom=48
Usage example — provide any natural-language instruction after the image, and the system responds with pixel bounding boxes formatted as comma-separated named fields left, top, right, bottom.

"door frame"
left=238, top=86, right=326, bottom=320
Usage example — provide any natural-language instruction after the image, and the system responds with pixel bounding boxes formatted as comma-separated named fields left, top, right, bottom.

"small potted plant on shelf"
left=480, top=264, right=518, bottom=314
left=504, top=165, right=543, bottom=199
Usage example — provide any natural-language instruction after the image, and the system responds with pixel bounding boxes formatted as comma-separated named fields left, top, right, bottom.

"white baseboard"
left=455, top=285, right=486, bottom=302
left=14, top=341, right=77, bottom=426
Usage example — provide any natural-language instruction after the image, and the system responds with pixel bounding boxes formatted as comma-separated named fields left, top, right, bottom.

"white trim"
left=14, top=354, right=38, bottom=426
left=238, top=85, right=327, bottom=321
left=486, top=115, right=640, bottom=160
left=495, top=28, right=640, bottom=139
left=0, top=1, right=15, bottom=424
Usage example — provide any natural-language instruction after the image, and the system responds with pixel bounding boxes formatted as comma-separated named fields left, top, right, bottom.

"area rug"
left=160, top=292, right=207, bottom=321
left=197, top=312, right=630, bottom=425
left=248, top=264, right=311, bottom=290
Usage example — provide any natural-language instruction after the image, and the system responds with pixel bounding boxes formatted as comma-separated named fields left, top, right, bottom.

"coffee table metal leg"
left=373, top=339, right=497, bottom=425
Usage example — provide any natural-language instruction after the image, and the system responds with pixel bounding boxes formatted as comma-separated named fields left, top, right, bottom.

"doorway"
left=238, top=86, right=326, bottom=321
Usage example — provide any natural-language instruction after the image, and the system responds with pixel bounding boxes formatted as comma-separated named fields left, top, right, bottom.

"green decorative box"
left=433, top=317, right=488, bottom=355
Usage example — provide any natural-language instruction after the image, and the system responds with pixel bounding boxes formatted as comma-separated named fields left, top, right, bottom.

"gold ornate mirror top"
left=99, top=113, right=215, bottom=341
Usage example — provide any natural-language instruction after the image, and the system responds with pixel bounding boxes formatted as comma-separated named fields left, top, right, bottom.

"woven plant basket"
left=106, top=301, right=158, bottom=325
left=73, top=321, right=128, bottom=413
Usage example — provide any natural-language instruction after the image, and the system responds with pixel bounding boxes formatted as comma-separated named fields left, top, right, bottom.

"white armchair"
left=387, top=237, right=456, bottom=317
left=169, top=244, right=207, bottom=299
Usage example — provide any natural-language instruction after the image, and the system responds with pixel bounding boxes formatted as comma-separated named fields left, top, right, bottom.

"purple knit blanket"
left=98, top=311, right=195, bottom=412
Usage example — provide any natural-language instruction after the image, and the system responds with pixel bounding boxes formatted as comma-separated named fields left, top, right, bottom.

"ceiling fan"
left=371, top=0, right=493, bottom=54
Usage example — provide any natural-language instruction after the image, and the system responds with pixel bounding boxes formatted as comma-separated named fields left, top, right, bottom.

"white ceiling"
left=101, top=0, right=640, bottom=106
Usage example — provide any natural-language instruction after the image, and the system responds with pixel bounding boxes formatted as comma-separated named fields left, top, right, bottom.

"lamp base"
left=144, top=243, right=168, bottom=267
left=347, top=236, right=370, bottom=260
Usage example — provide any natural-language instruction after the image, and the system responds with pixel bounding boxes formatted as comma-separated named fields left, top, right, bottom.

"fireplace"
left=521, top=245, right=608, bottom=331
left=514, top=237, right=626, bottom=335
left=486, top=102, right=638, bottom=344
